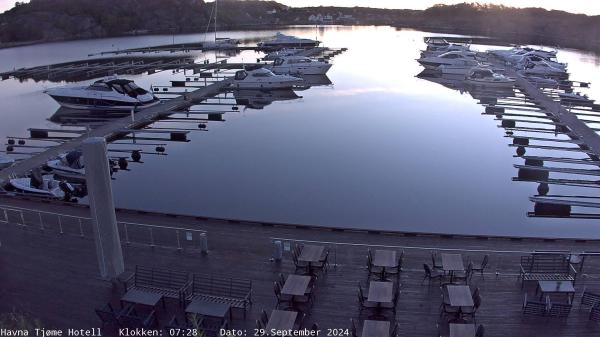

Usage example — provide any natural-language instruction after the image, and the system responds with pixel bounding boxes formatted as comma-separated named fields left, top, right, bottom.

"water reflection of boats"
left=0, top=155, right=15, bottom=169
left=49, top=107, right=129, bottom=127
left=417, top=70, right=516, bottom=100
left=231, top=68, right=304, bottom=89
left=271, top=56, right=332, bottom=75
left=465, top=68, right=515, bottom=88
left=231, top=89, right=301, bottom=109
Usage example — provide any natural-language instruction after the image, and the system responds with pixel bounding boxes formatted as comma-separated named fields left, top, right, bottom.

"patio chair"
left=256, top=319, right=264, bottom=330
left=260, top=310, right=269, bottom=327
left=357, top=289, right=378, bottom=314
left=391, top=323, right=399, bottom=337
left=118, top=309, right=157, bottom=329
left=461, top=293, right=482, bottom=319
left=581, top=289, right=600, bottom=309
left=350, top=318, right=359, bottom=337
left=547, top=297, right=572, bottom=319
left=274, top=282, right=293, bottom=309
left=293, top=253, right=309, bottom=274
left=475, top=324, right=485, bottom=337
left=432, top=252, right=444, bottom=270
left=423, top=263, right=444, bottom=286
left=313, top=250, right=330, bottom=273
left=358, top=282, right=368, bottom=300
left=294, top=312, right=306, bottom=329
left=367, top=249, right=384, bottom=278
left=522, top=293, right=547, bottom=317
left=453, top=262, right=474, bottom=285
left=471, top=255, right=489, bottom=278
left=95, top=303, right=134, bottom=328
left=277, top=273, right=286, bottom=288
left=380, top=285, right=401, bottom=314
left=385, top=251, right=403, bottom=280
left=589, top=304, right=600, bottom=322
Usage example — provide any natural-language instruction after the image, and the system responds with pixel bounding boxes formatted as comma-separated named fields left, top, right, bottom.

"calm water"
left=1, top=26, right=600, bottom=238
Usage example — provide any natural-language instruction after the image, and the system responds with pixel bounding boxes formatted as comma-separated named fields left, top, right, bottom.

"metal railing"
left=0, top=204, right=207, bottom=252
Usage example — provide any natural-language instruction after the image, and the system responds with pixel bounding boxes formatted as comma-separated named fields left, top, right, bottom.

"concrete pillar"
left=83, top=137, right=124, bottom=280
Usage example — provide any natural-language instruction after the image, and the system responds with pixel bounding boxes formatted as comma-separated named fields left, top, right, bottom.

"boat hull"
left=49, top=95, right=161, bottom=111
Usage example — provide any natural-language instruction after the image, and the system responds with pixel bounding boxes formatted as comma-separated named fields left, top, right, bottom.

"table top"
left=282, top=274, right=311, bottom=296
left=538, top=280, right=575, bottom=293
left=447, top=285, right=474, bottom=307
left=266, top=310, right=297, bottom=332
left=368, top=281, right=393, bottom=303
left=442, top=253, right=465, bottom=272
left=362, top=320, right=390, bottom=337
left=373, top=250, right=397, bottom=268
left=298, top=245, right=325, bottom=263
left=450, top=323, right=476, bottom=337
left=121, top=289, right=163, bottom=307
left=185, top=299, right=231, bottom=318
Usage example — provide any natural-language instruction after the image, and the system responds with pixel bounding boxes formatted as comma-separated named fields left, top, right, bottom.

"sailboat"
left=201, top=0, right=240, bottom=50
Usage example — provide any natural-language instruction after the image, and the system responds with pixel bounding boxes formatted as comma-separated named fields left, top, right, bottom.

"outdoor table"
left=282, top=274, right=311, bottom=308
left=121, top=289, right=163, bottom=309
left=362, top=320, right=390, bottom=337
left=450, top=323, right=476, bottom=337
left=266, top=310, right=297, bottom=333
left=537, top=280, right=576, bottom=301
left=185, top=298, right=231, bottom=323
left=446, top=285, right=474, bottom=308
left=442, top=253, right=465, bottom=282
left=372, top=250, right=397, bottom=281
left=367, top=281, right=393, bottom=318
left=298, top=244, right=325, bottom=275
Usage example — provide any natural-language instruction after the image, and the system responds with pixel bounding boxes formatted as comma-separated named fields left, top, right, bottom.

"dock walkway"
left=0, top=79, right=232, bottom=183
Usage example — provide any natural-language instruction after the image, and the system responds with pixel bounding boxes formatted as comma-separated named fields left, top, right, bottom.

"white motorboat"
left=418, top=51, right=477, bottom=69
left=270, top=56, right=332, bottom=75
left=465, top=68, right=515, bottom=87
left=45, top=77, right=160, bottom=111
left=0, top=155, right=14, bottom=169
left=47, top=151, right=85, bottom=175
left=421, top=43, right=470, bottom=57
left=258, top=33, right=319, bottom=49
left=515, top=54, right=565, bottom=70
left=263, top=48, right=303, bottom=61
left=7, top=171, right=73, bottom=199
left=559, top=92, right=595, bottom=105
left=424, top=37, right=449, bottom=49
left=230, top=68, right=304, bottom=89
left=489, top=47, right=557, bottom=61
left=521, top=62, right=566, bottom=77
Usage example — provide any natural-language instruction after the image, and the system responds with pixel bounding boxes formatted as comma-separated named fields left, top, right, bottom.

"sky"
left=1, top=0, right=600, bottom=15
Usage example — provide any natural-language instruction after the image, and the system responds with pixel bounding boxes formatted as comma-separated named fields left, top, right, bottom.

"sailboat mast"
left=214, top=0, right=218, bottom=41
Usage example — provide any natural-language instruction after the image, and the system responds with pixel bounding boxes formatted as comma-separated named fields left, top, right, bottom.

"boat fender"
left=7, top=139, right=15, bottom=145
left=131, top=150, right=142, bottom=162
left=118, top=157, right=128, bottom=170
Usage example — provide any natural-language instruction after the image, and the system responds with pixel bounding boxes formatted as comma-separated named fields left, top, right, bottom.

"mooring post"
left=83, top=137, right=125, bottom=280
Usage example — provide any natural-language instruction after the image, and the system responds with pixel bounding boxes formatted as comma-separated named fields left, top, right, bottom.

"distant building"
left=308, top=14, right=334, bottom=24
left=266, top=9, right=277, bottom=15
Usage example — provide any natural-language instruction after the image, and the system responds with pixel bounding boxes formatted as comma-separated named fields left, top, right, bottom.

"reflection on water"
left=3, top=26, right=600, bottom=238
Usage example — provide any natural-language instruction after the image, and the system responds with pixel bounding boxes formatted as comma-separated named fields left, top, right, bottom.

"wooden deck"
left=1, top=197, right=600, bottom=336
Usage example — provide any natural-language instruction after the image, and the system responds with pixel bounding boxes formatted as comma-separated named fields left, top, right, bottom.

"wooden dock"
left=0, top=79, right=232, bottom=183
left=1, top=197, right=600, bottom=336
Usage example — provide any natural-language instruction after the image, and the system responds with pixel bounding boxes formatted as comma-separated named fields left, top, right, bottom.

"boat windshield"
left=86, top=83, right=112, bottom=91
left=274, top=58, right=284, bottom=66
left=235, top=70, right=248, bottom=80
left=470, top=70, right=494, bottom=78
left=252, top=71, right=273, bottom=77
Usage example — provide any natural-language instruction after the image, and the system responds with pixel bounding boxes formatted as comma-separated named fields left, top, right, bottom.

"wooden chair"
left=380, top=285, right=401, bottom=314
left=391, top=323, right=399, bottom=337
left=277, top=273, right=286, bottom=288
left=313, top=250, right=330, bottom=273
left=274, top=282, right=293, bottom=309
left=581, top=289, right=600, bottom=309
left=95, top=303, right=134, bottom=328
left=357, top=289, right=378, bottom=314
left=547, top=297, right=572, bottom=319
left=461, top=293, right=481, bottom=319
left=471, top=255, right=489, bottom=278
left=256, top=319, right=265, bottom=330
left=589, top=304, right=600, bottom=322
left=423, top=263, right=444, bottom=285
left=367, top=249, right=383, bottom=278
left=293, top=253, right=309, bottom=274
left=432, top=252, right=444, bottom=270
left=522, top=293, right=547, bottom=317
left=260, top=310, right=269, bottom=327
left=453, top=262, right=473, bottom=285
left=294, top=312, right=306, bottom=329
left=118, top=309, right=157, bottom=329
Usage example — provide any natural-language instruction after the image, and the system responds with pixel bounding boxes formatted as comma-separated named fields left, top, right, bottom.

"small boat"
left=559, top=92, right=595, bottom=105
left=0, top=155, right=14, bottom=170
left=520, top=74, right=559, bottom=88
left=270, top=56, right=332, bottom=75
left=421, top=43, right=470, bottom=57
left=465, top=68, right=515, bottom=87
left=418, top=51, right=477, bottom=69
left=47, top=151, right=85, bottom=175
left=258, top=33, right=319, bottom=49
left=230, top=68, right=304, bottom=89
left=521, top=62, right=567, bottom=77
left=424, top=37, right=449, bottom=49
left=7, top=170, right=74, bottom=199
left=45, top=77, right=160, bottom=111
